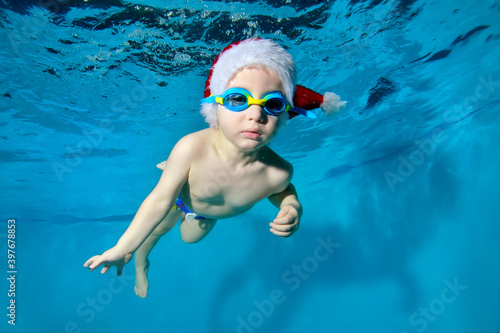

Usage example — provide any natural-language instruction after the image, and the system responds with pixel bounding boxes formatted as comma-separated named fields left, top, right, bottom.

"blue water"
left=1, top=0, right=499, bottom=332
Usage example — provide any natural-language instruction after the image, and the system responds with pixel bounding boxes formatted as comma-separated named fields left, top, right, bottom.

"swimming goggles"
left=201, top=88, right=317, bottom=119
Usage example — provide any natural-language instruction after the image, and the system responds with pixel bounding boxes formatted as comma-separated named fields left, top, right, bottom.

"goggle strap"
left=291, top=106, right=317, bottom=119
left=201, top=95, right=217, bottom=104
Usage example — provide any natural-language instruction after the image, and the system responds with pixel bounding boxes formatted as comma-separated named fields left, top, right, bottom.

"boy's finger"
left=84, top=256, right=100, bottom=269
left=273, top=215, right=293, bottom=225
left=270, top=222, right=295, bottom=232
left=276, top=208, right=288, bottom=219
left=89, top=257, right=106, bottom=270
left=270, top=228, right=291, bottom=238
left=101, top=265, right=109, bottom=274
left=83, top=257, right=94, bottom=268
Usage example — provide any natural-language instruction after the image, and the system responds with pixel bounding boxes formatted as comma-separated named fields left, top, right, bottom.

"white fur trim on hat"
left=321, top=92, right=347, bottom=115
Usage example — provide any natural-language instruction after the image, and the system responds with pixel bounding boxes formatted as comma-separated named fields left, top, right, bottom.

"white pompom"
left=321, top=92, right=346, bottom=115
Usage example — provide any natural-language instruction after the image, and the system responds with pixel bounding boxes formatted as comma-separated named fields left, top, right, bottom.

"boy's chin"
left=239, top=140, right=268, bottom=152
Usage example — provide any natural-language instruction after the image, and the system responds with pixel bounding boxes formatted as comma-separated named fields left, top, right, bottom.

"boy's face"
left=216, top=67, right=287, bottom=152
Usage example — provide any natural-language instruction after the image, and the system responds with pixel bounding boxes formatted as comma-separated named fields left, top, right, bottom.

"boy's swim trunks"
left=173, top=196, right=208, bottom=221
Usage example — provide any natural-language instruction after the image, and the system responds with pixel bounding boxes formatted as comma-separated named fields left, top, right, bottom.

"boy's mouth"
left=242, top=128, right=262, bottom=139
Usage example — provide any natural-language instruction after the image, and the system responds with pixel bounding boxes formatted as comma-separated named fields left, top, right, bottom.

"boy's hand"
left=84, top=246, right=133, bottom=276
left=269, top=204, right=300, bottom=238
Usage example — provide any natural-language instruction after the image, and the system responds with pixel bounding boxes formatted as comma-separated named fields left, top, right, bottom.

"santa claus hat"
left=201, top=38, right=346, bottom=127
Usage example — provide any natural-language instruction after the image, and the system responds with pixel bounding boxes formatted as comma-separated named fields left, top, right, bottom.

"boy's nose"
left=246, top=104, right=267, bottom=122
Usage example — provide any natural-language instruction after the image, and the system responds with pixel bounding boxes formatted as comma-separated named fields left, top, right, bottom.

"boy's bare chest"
left=186, top=161, right=276, bottom=207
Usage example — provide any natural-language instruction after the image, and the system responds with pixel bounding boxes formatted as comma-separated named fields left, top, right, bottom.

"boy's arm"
left=84, top=135, right=195, bottom=274
left=268, top=183, right=303, bottom=238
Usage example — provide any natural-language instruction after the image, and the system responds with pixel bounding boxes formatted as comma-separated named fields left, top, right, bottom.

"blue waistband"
left=175, top=196, right=207, bottom=220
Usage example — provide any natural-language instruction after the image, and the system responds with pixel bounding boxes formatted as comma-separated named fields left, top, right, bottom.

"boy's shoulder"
left=261, top=146, right=292, bottom=172
left=174, top=129, right=212, bottom=152
left=179, top=128, right=211, bottom=142
left=167, top=129, right=212, bottom=166
left=260, top=146, right=293, bottom=190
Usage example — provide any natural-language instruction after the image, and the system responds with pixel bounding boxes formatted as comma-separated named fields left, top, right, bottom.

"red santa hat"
left=201, top=38, right=346, bottom=127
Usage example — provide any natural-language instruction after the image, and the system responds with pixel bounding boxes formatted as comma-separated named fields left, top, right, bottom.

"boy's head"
left=201, top=38, right=295, bottom=128
left=201, top=38, right=346, bottom=129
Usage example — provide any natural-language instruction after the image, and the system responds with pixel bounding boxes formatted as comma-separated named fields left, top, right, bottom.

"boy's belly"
left=179, top=187, right=266, bottom=220
left=195, top=202, right=254, bottom=220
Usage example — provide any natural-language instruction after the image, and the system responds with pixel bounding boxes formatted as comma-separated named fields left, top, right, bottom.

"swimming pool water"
left=1, top=0, right=499, bottom=332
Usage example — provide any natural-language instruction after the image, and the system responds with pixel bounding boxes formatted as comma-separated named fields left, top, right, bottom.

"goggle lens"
left=226, top=94, right=247, bottom=109
left=265, top=98, right=286, bottom=113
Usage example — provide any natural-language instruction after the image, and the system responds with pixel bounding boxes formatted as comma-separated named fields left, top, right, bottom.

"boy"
left=84, top=38, right=345, bottom=298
